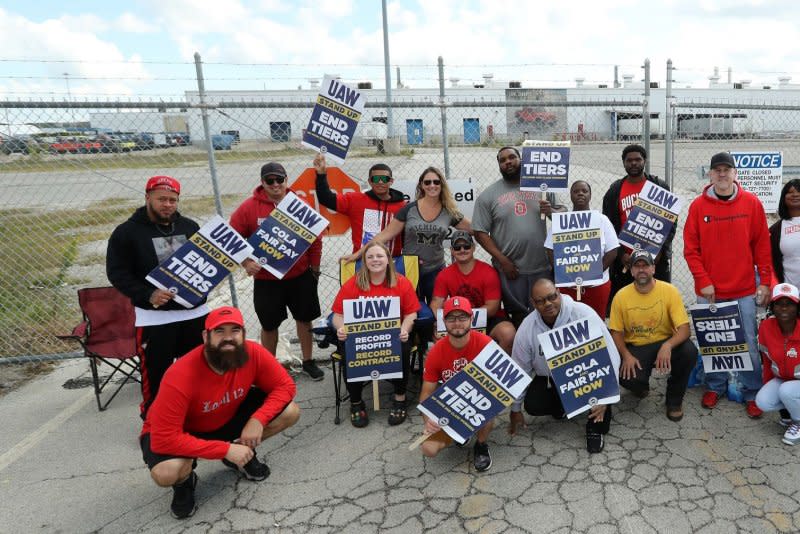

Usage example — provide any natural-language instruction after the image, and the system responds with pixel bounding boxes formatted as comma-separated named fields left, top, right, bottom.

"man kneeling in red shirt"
left=140, top=306, right=300, bottom=519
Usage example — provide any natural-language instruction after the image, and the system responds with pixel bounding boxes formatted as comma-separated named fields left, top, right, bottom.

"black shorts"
left=141, top=388, right=271, bottom=470
left=253, top=270, right=321, bottom=330
left=487, top=316, right=513, bottom=335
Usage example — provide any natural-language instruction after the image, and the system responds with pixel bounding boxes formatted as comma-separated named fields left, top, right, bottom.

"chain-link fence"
left=0, top=94, right=647, bottom=358
left=667, top=99, right=800, bottom=301
left=3, top=63, right=799, bottom=360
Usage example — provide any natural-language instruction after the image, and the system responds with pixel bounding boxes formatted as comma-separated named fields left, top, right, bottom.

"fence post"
left=664, top=58, right=673, bottom=190
left=381, top=0, right=395, bottom=145
left=643, top=58, right=651, bottom=175
left=194, top=52, right=239, bottom=308
left=438, top=56, right=451, bottom=178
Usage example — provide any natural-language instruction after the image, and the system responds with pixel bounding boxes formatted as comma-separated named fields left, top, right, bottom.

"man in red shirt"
left=230, top=162, right=324, bottom=380
left=313, top=153, right=407, bottom=255
left=431, top=231, right=516, bottom=354
left=602, top=144, right=674, bottom=310
left=419, top=296, right=495, bottom=472
left=140, top=306, right=299, bottom=519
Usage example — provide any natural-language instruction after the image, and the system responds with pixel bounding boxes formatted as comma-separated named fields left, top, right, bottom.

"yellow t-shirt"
left=609, top=281, right=689, bottom=346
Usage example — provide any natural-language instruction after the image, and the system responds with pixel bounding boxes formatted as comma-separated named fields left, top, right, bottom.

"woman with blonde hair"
left=332, top=241, right=420, bottom=428
left=343, top=166, right=471, bottom=304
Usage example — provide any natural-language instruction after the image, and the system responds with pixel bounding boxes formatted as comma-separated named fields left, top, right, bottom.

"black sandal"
left=350, top=401, right=368, bottom=428
left=388, top=398, right=407, bottom=426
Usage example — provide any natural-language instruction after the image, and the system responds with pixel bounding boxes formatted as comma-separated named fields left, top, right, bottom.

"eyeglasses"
left=452, top=244, right=472, bottom=251
left=370, top=175, right=392, bottom=184
left=423, top=179, right=441, bottom=186
left=532, top=292, right=560, bottom=306
left=444, top=314, right=471, bottom=323
left=263, top=176, right=286, bottom=185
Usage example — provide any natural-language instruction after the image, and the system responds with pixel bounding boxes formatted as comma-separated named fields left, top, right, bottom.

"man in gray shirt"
left=472, top=146, right=564, bottom=324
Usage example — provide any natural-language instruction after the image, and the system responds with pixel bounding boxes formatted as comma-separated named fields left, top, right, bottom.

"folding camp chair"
left=312, top=256, right=434, bottom=424
left=57, top=286, right=140, bottom=411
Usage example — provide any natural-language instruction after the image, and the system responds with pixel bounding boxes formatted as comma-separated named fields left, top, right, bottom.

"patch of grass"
left=0, top=201, right=137, bottom=356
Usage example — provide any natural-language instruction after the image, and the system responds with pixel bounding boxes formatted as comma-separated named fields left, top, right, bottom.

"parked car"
left=211, top=134, right=235, bottom=150
left=49, top=136, right=102, bottom=154
left=0, top=135, right=42, bottom=154
left=165, top=132, right=190, bottom=146
left=132, top=132, right=155, bottom=150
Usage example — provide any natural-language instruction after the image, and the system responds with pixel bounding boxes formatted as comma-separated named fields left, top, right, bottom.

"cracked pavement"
left=1, top=358, right=799, bottom=533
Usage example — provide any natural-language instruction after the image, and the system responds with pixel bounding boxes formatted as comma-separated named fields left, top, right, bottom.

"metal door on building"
left=406, top=119, right=423, bottom=145
left=463, top=118, right=480, bottom=144
left=270, top=122, right=291, bottom=142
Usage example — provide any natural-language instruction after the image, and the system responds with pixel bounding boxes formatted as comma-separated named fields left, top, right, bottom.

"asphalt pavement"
left=1, top=351, right=799, bottom=533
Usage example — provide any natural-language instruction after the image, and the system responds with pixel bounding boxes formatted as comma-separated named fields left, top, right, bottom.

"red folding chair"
left=57, top=286, right=140, bottom=411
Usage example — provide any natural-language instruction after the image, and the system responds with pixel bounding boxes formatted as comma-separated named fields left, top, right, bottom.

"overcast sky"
left=1, top=0, right=799, bottom=99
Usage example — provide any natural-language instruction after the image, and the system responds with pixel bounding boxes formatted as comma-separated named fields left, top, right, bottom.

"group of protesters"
left=105, top=143, right=800, bottom=519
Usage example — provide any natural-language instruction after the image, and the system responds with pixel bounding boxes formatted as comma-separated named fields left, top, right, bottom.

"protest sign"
left=343, top=296, right=403, bottom=382
left=520, top=140, right=570, bottom=194
left=247, top=191, right=329, bottom=279
left=146, top=215, right=253, bottom=308
left=731, top=151, right=783, bottom=213
left=538, top=315, right=620, bottom=418
left=417, top=341, right=531, bottom=444
left=435, top=307, right=488, bottom=335
left=302, top=75, right=366, bottom=164
left=618, top=181, right=682, bottom=257
left=551, top=210, right=604, bottom=290
left=690, top=301, right=753, bottom=373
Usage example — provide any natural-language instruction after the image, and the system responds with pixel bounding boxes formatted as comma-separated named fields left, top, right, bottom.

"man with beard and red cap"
left=106, top=175, right=208, bottom=417
left=139, top=306, right=299, bottom=519
left=472, top=146, right=565, bottom=325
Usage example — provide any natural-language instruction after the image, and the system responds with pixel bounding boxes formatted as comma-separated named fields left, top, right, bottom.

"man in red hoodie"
left=683, top=151, right=771, bottom=418
left=230, top=162, right=324, bottom=380
left=140, top=306, right=299, bottom=519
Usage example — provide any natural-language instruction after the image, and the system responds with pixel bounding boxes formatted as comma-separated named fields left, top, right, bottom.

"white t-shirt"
left=780, top=217, right=800, bottom=287
left=544, top=212, right=619, bottom=286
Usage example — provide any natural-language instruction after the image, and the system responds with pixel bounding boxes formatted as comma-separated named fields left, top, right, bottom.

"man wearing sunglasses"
left=229, top=162, right=324, bottom=381
left=509, top=279, right=618, bottom=453
left=430, top=230, right=516, bottom=354
left=313, top=153, right=406, bottom=255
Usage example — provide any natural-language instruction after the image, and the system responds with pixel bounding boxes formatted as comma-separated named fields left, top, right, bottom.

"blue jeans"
left=417, top=266, right=442, bottom=306
left=698, top=295, right=762, bottom=401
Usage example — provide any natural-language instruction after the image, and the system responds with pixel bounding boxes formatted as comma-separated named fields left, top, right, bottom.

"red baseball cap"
left=443, top=296, right=473, bottom=317
left=205, top=306, right=245, bottom=330
left=145, top=175, right=181, bottom=194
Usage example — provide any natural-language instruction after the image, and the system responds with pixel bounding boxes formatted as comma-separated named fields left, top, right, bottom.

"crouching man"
left=140, top=306, right=300, bottom=519
left=419, top=296, right=497, bottom=472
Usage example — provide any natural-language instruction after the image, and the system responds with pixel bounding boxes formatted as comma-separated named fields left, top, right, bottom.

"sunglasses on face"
left=423, top=179, right=441, bottom=186
left=532, top=292, right=559, bottom=306
left=452, top=244, right=472, bottom=251
left=370, top=175, right=392, bottom=184
left=263, top=176, right=286, bottom=185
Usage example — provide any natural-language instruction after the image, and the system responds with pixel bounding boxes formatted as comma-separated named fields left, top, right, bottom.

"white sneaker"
left=782, top=421, right=800, bottom=446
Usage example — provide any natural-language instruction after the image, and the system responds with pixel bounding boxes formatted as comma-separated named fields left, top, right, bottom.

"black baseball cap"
left=260, top=162, right=288, bottom=179
left=710, top=152, right=736, bottom=169
left=630, top=250, right=655, bottom=266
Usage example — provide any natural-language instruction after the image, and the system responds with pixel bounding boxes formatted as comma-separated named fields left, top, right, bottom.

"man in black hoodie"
left=106, top=176, right=208, bottom=416
left=601, top=145, right=674, bottom=312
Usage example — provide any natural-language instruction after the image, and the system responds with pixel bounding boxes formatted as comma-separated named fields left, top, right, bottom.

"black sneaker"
left=222, top=455, right=270, bottom=481
left=473, top=441, right=492, bottom=472
left=302, top=360, right=324, bottom=381
left=170, top=471, right=198, bottom=519
left=586, top=431, right=604, bottom=454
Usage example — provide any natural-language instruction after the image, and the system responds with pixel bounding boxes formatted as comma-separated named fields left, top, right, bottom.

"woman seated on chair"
left=341, top=166, right=471, bottom=304
left=332, top=240, right=420, bottom=428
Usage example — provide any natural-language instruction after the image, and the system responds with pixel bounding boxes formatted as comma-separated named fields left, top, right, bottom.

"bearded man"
left=138, top=306, right=299, bottom=519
